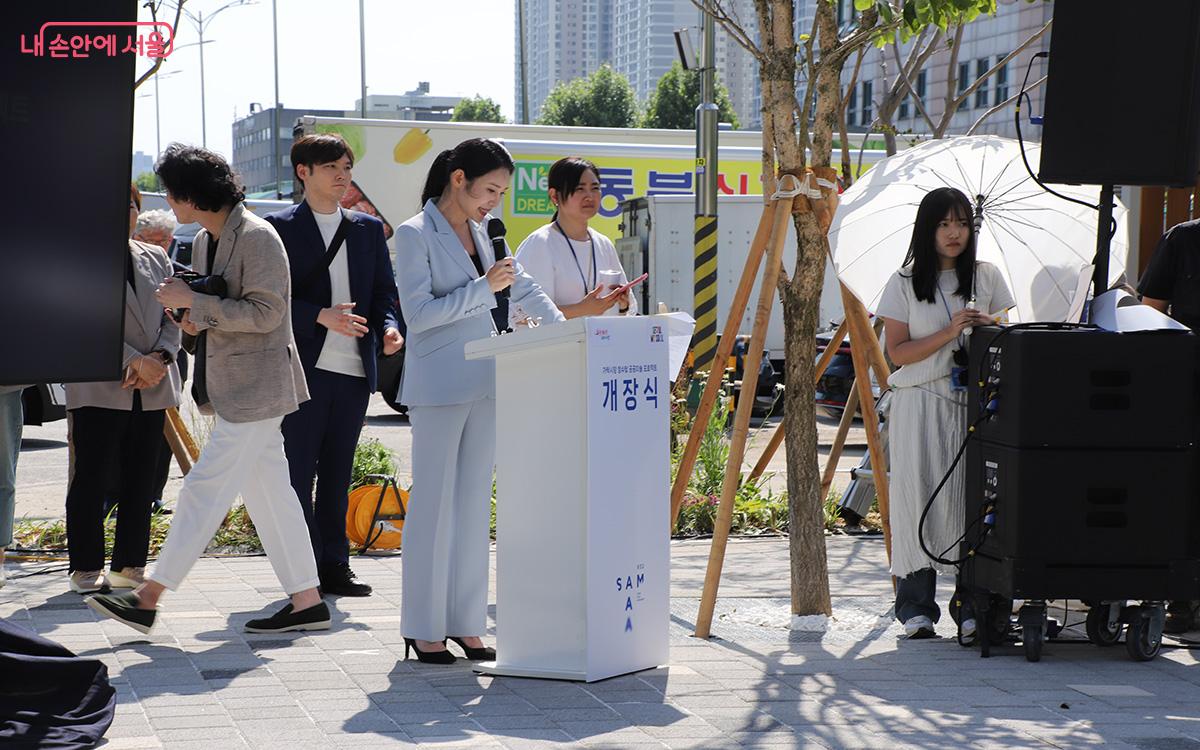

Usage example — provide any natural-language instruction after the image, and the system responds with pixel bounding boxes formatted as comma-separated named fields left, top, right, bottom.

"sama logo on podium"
left=615, top=564, right=647, bottom=633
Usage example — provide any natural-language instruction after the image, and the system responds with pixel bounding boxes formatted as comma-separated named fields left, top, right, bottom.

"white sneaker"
left=903, top=615, right=935, bottom=639
left=107, top=567, right=145, bottom=588
left=69, top=570, right=111, bottom=594
left=960, top=618, right=977, bottom=645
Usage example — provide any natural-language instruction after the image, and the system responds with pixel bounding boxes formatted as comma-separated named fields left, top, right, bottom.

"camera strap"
left=298, top=214, right=353, bottom=295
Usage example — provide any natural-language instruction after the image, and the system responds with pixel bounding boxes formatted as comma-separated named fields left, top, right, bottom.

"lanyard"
left=554, top=221, right=596, bottom=291
left=936, top=283, right=965, bottom=351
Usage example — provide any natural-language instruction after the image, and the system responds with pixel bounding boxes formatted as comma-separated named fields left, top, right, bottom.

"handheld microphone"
left=486, top=218, right=511, bottom=300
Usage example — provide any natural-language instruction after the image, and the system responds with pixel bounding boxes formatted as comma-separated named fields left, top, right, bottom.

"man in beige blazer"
left=87, top=144, right=329, bottom=635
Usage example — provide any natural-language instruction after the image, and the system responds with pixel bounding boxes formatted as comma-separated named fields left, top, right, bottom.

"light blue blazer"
left=395, top=199, right=564, bottom=407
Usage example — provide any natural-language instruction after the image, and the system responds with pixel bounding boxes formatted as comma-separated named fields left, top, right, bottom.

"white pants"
left=150, top=415, right=319, bottom=595
left=401, top=399, right=496, bottom=641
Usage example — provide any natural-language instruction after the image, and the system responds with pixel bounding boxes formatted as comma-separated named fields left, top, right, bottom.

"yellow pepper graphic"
left=394, top=128, right=433, bottom=164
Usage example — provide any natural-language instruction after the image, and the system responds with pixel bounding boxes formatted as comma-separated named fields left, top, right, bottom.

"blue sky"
left=133, top=0, right=516, bottom=160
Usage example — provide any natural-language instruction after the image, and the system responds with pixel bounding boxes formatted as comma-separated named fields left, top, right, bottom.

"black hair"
left=547, top=156, right=600, bottom=220
left=155, top=143, right=245, bottom=212
left=291, top=133, right=355, bottom=189
left=901, top=186, right=977, bottom=304
left=420, top=138, right=514, bottom=207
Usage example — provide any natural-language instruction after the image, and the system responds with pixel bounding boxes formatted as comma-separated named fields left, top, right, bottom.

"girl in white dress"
left=515, top=157, right=637, bottom=319
left=875, top=187, right=1015, bottom=641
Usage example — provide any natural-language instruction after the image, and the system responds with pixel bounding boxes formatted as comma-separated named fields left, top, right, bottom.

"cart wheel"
left=1022, top=624, right=1043, bottom=662
left=1086, top=606, right=1122, bottom=647
left=1125, top=614, right=1162, bottom=661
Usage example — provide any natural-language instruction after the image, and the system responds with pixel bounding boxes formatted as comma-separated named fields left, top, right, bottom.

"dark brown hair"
left=291, top=133, right=356, bottom=189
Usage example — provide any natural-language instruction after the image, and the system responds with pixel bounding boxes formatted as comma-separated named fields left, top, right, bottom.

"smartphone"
left=611, top=272, right=649, bottom=298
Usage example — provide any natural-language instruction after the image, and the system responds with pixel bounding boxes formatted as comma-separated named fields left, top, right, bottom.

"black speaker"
left=0, top=1, right=137, bottom=384
left=1038, top=0, right=1200, bottom=187
left=967, top=326, right=1198, bottom=450
left=965, top=443, right=1200, bottom=602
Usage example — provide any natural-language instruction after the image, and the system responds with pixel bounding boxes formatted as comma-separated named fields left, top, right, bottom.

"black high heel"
left=404, top=637, right=455, bottom=664
left=447, top=636, right=496, bottom=661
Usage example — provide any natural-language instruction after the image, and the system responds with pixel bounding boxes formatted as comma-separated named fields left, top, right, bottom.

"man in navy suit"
left=267, top=133, right=403, bottom=597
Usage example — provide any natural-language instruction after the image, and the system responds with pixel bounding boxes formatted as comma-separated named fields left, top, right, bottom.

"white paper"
left=1065, top=265, right=1094, bottom=324
left=662, top=312, right=696, bottom=381
left=1090, top=289, right=1191, bottom=332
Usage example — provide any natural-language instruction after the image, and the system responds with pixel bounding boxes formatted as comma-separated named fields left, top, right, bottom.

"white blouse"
left=875, top=261, right=1015, bottom=389
left=515, top=223, right=639, bottom=317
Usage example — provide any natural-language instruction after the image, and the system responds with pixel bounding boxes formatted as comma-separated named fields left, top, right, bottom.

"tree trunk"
left=782, top=215, right=832, bottom=616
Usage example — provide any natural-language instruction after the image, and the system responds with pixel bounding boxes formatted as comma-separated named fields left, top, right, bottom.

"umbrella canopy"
left=830, top=134, right=1128, bottom=322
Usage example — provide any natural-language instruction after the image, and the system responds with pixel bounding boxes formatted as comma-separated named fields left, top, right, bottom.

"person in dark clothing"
left=1138, top=218, right=1200, bottom=633
left=266, top=133, right=403, bottom=597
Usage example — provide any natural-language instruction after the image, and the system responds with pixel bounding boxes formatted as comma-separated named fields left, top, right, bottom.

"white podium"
left=464, top=315, right=676, bottom=682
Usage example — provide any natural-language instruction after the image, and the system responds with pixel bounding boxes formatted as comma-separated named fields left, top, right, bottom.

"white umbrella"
left=830, top=134, right=1128, bottom=322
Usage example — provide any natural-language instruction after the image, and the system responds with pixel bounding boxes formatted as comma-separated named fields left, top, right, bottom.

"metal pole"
left=517, top=0, right=529, bottom=124
left=272, top=0, right=281, bottom=198
left=359, top=0, right=367, bottom=118
left=692, top=11, right=720, bottom=372
left=153, top=68, right=161, bottom=158
left=1093, top=183, right=1114, bottom=298
left=198, top=11, right=207, bottom=148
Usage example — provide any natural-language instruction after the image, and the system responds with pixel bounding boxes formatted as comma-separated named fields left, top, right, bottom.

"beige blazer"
left=66, top=241, right=182, bottom=412
left=188, top=203, right=309, bottom=423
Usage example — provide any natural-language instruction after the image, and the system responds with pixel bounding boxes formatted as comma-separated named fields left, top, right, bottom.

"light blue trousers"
left=0, top=389, right=23, bottom=548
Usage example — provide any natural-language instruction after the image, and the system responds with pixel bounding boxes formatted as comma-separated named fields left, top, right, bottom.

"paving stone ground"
left=5, top=536, right=1200, bottom=749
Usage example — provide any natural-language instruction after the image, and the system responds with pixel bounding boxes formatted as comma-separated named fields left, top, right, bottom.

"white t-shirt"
left=515, top=223, right=639, bottom=317
left=875, top=261, right=1015, bottom=389
left=312, top=207, right=366, bottom=378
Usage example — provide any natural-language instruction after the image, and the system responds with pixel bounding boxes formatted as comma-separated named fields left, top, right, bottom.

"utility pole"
left=272, top=0, right=281, bottom=198
left=359, top=0, right=367, bottom=118
left=517, top=0, right=529, bottom=123
left=692, top=11, right=719, bottom=372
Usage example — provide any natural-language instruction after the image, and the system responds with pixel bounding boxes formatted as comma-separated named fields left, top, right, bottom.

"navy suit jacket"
left=266, top=201, right=402, bottom=393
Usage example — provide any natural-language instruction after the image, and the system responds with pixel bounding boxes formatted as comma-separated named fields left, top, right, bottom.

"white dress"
left=515, top=223, right=639, bottom=316
left=875, top=262, right=1015, bottom=578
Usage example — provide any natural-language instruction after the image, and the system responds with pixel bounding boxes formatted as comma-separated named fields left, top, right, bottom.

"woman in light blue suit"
left=395, top=138, right=563, bottom=664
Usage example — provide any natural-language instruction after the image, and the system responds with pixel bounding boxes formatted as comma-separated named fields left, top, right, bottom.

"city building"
left=514, top=0, right=612, bottom=123
left=131, top=150, right=154, bottom=180
left=515, top=0, right=761, bottom=128
left=231, top=104, right=342, bottom=198
left=351, top=82, right=462, bottom=122
left=830, top=0, right=1053, bottom=139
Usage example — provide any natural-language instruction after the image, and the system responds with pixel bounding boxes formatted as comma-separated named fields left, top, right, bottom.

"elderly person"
left=63, top=183, right=182, bottom=593
left=132, top=207, right=181, bottom=515
left=133, top=209, right=176, bottom=253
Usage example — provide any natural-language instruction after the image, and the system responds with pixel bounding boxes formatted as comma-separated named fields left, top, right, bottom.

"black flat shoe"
left=245, top=602, right=331, bottom=633
left=404, top=637, right=455, bottom=664
left=447, top=636, right=496, bottom=661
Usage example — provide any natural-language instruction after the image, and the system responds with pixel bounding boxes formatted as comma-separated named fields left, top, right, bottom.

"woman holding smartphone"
left=394, top=138, right=563, bottom=664
left=876, top=187, right=1014, bottom=643
left=515, top=157, right=638, bottom=319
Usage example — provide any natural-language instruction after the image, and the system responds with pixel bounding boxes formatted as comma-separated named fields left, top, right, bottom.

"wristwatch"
left=153, top=349, right=174, bottom=365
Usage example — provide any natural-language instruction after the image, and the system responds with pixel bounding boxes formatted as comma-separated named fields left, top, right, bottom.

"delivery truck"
left=293, top=116, right=885, bottom=253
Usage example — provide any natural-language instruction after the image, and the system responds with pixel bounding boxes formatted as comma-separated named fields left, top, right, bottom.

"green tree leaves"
left=451, top=95, right=505, bottom=123
left=640, top=62, right=740, bottom=130
left=537, top=65, right=638, bottom=128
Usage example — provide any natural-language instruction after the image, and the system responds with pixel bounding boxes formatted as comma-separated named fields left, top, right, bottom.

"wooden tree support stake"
left=163, top=407, right=199, bottom=477
left=748, top=317, right=848, bottom=482
left=839, top=284, right=893, bottom=566
left=694, top=194, right=794, bottom=639
left=669, top=200, right=779, bottom=529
